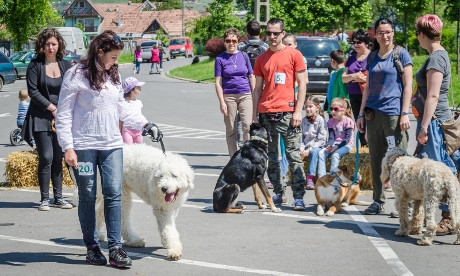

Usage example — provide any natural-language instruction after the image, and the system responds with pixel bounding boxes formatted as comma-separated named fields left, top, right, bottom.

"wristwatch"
left=401, top=111, right=408, bottom=116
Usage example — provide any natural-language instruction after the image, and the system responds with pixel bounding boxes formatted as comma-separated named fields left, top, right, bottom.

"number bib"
left=274, top=72, right=286, bottom=84
left=78, top=162, right=94, bottom=176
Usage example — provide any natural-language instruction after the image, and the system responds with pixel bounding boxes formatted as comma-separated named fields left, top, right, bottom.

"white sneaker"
left=39, top=199, right=50, bottom=211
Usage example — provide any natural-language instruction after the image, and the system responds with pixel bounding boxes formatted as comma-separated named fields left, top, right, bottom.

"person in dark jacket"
left=22, top=27, right=73, bottom=211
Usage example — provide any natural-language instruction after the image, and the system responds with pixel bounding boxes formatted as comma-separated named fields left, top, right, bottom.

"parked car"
left=65, top=49, right=81, bottom=65
left=140, top=40, right=170, bottom=62
left=168, top=37, right=194, bottom=58
left=10, top=50, right=35, bottom=78
left=296, top=36, right=341, bottom=93
left=0, top=51, right=17, bottom=91
left=10, top=50, right=78, bottom=78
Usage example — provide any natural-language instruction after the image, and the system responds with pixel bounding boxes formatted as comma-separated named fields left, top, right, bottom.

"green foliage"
left=188, top=0, right=245, bottom=45
left=74, top=22, right=85, bottom=32
left=157, top=0, right=182, bottom=10
left=0, top=0, right=63, bottom=51
left=155, top=29, right=169, bottom=45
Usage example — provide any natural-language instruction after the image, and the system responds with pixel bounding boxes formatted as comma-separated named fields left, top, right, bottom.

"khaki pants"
left=260, top=112, right=306, bottom=199
left=366, top=110, right=408, bottom=204
left=223, top=93, right=253, bottom=157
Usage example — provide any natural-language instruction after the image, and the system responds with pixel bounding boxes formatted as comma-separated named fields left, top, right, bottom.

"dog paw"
left=167, top=249, right=182, bottom=261
left=271, top=207, right=282, bottom=213
left=316, top=211, right=324, bottom=216
left=409, top=229, right=422, bottom=235
left=234, top=202, right=246, bottom=210
left=326, top=211, right=335, bottom=216
left=124, top=239, right=146, bottom=248
left=258, top=203, right=268, bottom=209
left=394, top=229, right=407, bottom=237
left=417, top=238, right=432, bottom=246
left=341, top=202, right=349, bottom=207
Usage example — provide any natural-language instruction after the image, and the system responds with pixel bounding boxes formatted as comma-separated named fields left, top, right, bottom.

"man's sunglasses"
left=265, top=31, right=282, bottom=37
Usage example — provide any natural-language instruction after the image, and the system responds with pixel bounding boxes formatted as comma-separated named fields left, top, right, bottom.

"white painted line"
left=0, top=113, right=13, bottom=117
left=345, top=206, right=414, bottom=276
left=0, top=234, right=305, bottom=276
left=194, top=172, right=219, bottom=177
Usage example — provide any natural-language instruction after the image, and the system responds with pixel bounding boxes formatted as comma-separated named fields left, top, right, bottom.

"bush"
left=205, top=38, right=225, bottom=59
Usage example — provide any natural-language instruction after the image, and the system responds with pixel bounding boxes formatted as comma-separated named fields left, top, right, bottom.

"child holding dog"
left=317, top=98, right=355, bottom=178
left=300, top=95, right=327, bottom=190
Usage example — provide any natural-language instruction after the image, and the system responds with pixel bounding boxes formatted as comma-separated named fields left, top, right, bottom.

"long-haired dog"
left=95, top=143, right=194, bottom=260
left=381, top=147, right=460, bottom=245
left=213, top=123, right=281, bottom=213
left=315, top=165, right=369, bottom=216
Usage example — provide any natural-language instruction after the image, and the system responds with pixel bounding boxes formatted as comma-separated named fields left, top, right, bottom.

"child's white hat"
left=122, top=77, right=145, bottom=93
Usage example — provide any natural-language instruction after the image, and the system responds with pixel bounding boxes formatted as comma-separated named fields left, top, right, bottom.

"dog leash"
left=151, top=135, right=166, bottom=154
left=352, top=132, right=360, bottom=185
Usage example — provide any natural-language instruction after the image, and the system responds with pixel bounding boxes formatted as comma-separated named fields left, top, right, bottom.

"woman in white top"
left=56, top=30, right=139, bottom=268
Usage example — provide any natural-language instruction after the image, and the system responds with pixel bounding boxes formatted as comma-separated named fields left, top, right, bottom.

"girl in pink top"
left=150, top=44, right=160, bottom=73
left=134, top=45, right=142, bottom=74
left=317, top=98, right=355, bottom=178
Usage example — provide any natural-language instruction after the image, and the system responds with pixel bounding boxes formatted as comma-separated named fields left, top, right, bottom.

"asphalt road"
left=0, top=57, right=456, bottom=276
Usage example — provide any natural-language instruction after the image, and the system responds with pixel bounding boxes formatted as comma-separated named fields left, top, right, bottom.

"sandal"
left=436, top=211, right=454, bottom=236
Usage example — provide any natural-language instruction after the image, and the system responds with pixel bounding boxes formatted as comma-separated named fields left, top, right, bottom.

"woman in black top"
left=23, top=28, right=73, bottom=211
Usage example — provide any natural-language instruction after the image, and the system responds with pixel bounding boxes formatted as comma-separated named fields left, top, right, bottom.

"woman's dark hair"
left=372, top=18, right=394, bottom=51
left=80, top=30, right=124, bottom=91
left=35, top=28, right=66, bottom=61
left=351, top=29, right=372, bottom=48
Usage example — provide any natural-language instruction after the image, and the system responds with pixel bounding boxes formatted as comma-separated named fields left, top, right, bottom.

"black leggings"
left=33, top=131, right=63, bottom=201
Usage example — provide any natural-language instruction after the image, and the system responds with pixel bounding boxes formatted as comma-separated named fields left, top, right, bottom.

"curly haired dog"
left=381, top=147, right=460, bottom=246
left=95, top=144, right=194, bottom=260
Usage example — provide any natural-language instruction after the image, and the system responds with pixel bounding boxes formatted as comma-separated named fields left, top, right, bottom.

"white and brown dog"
left=381, top=147, right=460, bottom=246
left=315, top=165, right=368, bottom=216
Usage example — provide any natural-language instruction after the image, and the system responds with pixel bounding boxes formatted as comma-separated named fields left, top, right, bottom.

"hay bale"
left=303, top=147, right=373, bottom=190
left=4, top=150, right=74, bottom=188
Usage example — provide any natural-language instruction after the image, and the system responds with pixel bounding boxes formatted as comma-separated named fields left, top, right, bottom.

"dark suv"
left=296, top=36, right=341, bottom=93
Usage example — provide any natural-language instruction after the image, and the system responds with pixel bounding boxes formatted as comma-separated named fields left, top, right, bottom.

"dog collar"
left=250, top=136, right=268, bottom=145
left=329, top=171, right=350, bottom=188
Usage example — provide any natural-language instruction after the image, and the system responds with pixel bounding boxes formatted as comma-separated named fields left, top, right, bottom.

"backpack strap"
left=366, top=50, right=377, bottom=72
left=366, top=45, right=404, bottom=77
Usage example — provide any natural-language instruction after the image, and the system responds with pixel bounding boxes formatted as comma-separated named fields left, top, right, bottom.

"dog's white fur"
left=95, top=144, right=194, bottom=260
left=381, top=147, right=460, bottom=246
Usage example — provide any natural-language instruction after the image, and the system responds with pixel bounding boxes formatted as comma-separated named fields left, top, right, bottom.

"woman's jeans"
left=416, top=119, right=460, bottom=212
left=33, top=131, right=63, bottom=201
left=73, top=148, right=123, bottom=249
left=318, top=144, right=352, bottom=177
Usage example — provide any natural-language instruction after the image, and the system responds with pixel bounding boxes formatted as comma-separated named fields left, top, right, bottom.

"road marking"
left=156, top=123, right=225, bottom=139
left=0, top=113, right=13, bottom=117
left=0, top=234, right=305, bottom=276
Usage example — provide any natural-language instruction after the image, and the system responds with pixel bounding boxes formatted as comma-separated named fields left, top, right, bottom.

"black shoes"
left=109, top=247, right=132, bottom=268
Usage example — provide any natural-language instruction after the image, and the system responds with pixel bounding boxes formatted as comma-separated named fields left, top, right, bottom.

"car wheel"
left=0, top=77, right=3, bottom=91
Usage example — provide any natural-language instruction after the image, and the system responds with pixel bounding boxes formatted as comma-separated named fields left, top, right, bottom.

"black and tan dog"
left=213, top=123, right=281, bottom=213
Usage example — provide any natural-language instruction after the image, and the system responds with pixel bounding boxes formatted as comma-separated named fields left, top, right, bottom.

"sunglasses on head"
left=112, top=35, right=121, bottom=44
left=225, top=39, right=238, bottom=44
left=352, top=40, right=364, bottom=45
left=330, top=107, right=344, bottom=112
left=265, top=31, right=282, bottom=37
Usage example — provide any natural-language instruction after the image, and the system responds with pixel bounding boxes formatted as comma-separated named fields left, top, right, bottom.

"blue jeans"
left=135, top=59, right=140, bottom=73
left=318, top=144, right=352, bottom=177
left=307, top=147, right=322, bottom=176
left=73, top=148, right=123, bottom=249
left=416, top=120, right=460, bottom=212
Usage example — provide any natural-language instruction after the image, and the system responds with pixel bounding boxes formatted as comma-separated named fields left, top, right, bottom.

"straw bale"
left=4, top=150, right=74, bottom=188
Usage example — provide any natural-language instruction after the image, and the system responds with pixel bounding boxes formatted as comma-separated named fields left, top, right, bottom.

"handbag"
left=437, top=110, right=460, bottom=155
left=137, top=58, right=142, bottom=62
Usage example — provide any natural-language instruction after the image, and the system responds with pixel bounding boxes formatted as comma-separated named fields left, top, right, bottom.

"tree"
left=443, top=0, right=460, bottom=73
left=157, top=0, right=182, bottom=10
left=0, top=0, right=63, bottom=51
left=188, top=0, right=245, bottom=46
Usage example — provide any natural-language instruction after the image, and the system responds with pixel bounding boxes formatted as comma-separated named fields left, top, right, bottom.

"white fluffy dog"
left=381, top=147, right=460, bottom=246
left=95, top=143, right=194, bottom=260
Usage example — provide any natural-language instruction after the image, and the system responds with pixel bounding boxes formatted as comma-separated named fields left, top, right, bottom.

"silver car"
left=140, top=40, right=170, bottom=62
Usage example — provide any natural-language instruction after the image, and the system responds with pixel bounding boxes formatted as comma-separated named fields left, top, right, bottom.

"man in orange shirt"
left=252, top=18, right=308, bottom=211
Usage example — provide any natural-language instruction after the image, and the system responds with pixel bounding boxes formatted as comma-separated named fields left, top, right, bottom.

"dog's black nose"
left=161, top=186, right=168, bottom=193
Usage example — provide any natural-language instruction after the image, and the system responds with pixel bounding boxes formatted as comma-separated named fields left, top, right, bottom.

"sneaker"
left=293, top=199, right=305, bottom=211
left=305, top=179, right=315, bottom=190
left=86, top=245, right=107, bottom=266
left=109, top=247, right=132, bottom=268
left=38, top=199, right=50, bottom=211
left=272, top=194, right=287, bottom=206
left=363, top=202, right=385, bottom=215
left=53, top=198, right=73, bottom=209
left=390, top=207, right=413, bottom=218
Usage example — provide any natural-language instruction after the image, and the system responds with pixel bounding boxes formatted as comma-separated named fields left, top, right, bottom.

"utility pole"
left=181, top=0, right=185, bottom=37
left=254, top=0, right=269, bottom=26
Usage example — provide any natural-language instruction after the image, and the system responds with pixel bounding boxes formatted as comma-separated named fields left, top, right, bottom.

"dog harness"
left=329, top=171, right=352, bottom=188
